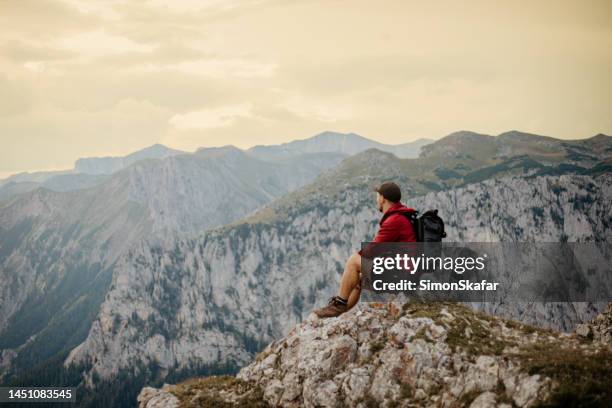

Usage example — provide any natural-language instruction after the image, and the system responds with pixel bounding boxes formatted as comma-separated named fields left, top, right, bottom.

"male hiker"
left=314, top=181, right=416, bottom=318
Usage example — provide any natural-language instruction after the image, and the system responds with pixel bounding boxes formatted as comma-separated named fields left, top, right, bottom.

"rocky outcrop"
left=141, top=302, right=612, bottom=407
left=575, top=303, right=612, bottom=344
left=137, top=385, right=179, bottom=408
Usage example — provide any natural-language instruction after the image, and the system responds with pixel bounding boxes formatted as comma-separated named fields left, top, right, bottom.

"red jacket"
left=372, top=202, right=417, bottom=243
left=360, top=202, right=417, bottom=257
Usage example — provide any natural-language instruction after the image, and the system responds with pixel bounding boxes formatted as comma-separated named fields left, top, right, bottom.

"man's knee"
left=347, top=252, right=361, bottom=270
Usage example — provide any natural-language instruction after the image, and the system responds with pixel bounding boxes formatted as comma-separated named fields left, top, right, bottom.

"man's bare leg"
left=346, top=284, right=361, bottom=310
left=338, top=252, right=361, bottom=301
left=313, top=252, right=361, bottom=318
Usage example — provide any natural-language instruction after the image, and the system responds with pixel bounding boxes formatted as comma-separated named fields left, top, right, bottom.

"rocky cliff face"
left=137, top=302, right=612, bottom=408
left=66, top=174, right=611, bottom=390
left=0, top=147, right=341, bottom=386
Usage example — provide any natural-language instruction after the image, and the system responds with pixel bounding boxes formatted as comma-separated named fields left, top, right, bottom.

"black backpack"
left=405, top=209, right=447, bottom=242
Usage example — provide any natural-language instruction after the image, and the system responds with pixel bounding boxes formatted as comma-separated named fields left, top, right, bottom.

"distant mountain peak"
left=311, top=130, right=365, bottom=139
left=444, top=130, right=494, bottom=139
left=419, top=130, right=495, bottom=159
left=194, top=145, right=245, bottom=158
left=497, top=130, right=556, bottom=142
left=136, top=143, right=174, bottom=153
left=248, top=131, right=429, bottom=160
left=74, top=144, right=185, bottom=175
left=498, top=130, right=536, bottom=137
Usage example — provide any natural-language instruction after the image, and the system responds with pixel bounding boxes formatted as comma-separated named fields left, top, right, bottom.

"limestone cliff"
left=66, top=174, right=611, bottom=388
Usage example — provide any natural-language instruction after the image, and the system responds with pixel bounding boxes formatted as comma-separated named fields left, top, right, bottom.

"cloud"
left=0, top=39, right=76, bottom=63
left=134, top=58, right=276, bottom=78
left=169, top=103, right=256, bottom=130
left=280, top=93, right=352, bottom=123
left=147, top=0, right=268, bottom=13
left=60, top=0, right=123, bottom=20
left=58, top=29, right=154, bottom=58
left=0, top=0, right=101, bottom=38
left=0, top=98, right=172, bottom=174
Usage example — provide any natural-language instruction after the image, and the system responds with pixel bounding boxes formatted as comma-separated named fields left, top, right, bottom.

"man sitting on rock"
left=314, top=181, right=417, bottom=318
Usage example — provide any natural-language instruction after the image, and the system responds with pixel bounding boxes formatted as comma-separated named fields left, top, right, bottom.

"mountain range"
left=0, top=132, right=432, bottom=202
left=0, top=129, right=610, bottom=407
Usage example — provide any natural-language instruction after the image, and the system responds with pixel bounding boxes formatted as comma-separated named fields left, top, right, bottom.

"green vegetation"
left=412, top=326, right=433, bottom=343
left=521, top=345, right=612, bottom=408
left=369, top=338, right=386, bottom=354
left=532, top=207, right=545, bottom=224
left=399, top=383, right=413, bottom=399
left=0, top=217, right=34, bottom=263
left=291, top=289, right=304, bottom=319
left=434, top=167, right=462, bottom=180
left=79, top=361, right=241, bottom=408
left=0, top=263, right=113, bottom=377
left=456, top=389, right=481, bottom=407
left=169, top=375, right=268, bottom=408
left=401, top=302, right=556, bottom=357
left=362, top=393, right=380, bottom=408
left=401, top=302, right=611, bottom=407
left=461, top=156, right=544, bottom=185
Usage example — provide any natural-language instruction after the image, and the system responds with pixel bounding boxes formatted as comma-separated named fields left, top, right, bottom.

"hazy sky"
left=1, top=0, right=611, bottom=177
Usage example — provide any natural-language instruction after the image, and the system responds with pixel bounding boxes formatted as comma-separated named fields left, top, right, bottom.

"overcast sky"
left=1, top=0, right=611, bottom=177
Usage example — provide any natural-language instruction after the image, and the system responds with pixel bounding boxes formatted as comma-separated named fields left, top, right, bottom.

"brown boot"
left=314, top=296, right=348, bottom=318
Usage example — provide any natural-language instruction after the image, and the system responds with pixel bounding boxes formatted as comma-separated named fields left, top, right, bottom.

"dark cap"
left=374, top=181, right=401, bottom=203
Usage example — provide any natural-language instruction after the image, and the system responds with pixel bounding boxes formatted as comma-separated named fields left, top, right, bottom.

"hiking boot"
left=314, top=296, right=348, bottom=318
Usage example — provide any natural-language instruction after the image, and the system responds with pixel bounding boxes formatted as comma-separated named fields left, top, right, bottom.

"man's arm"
left=359, top=216, right=401, bottom=258
left=372, top=216, right=401, bottom=243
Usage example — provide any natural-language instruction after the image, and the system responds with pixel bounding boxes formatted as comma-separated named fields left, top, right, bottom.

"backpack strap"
left=402, top=211, right=422, bottom=242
